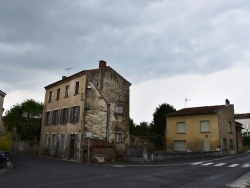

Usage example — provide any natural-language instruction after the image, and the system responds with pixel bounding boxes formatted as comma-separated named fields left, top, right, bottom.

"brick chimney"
left=99, top=60, right=107, bottom=68
left=225, top=99, right=230, bottom=106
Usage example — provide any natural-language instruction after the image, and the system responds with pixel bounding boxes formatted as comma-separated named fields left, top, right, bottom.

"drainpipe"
left=106, top=103, right=111, bottom=141
left=217, top=112, right=222, bottom=154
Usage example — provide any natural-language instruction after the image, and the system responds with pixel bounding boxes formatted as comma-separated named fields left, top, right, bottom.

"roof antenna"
left=65, top=68, right=73, bottom=76
left=185, top=98, right=191, bottom=107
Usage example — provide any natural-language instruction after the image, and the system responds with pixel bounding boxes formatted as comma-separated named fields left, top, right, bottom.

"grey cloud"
left=1, top=0, right=250, bottom=89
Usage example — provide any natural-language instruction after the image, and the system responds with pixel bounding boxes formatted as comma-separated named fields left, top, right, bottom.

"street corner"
left=0, top=161, right=13, bottom=175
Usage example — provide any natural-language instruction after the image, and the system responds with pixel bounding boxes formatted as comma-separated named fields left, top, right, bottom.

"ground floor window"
left=59, top=134, right=65, bottom=150
left=115, top=133, right=123, bottom=143
left=43, top=134, right=49, bottom=147
left=173, top=140, right=187, bottom=151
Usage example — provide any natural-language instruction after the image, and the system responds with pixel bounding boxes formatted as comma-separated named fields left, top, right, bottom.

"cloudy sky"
left=1, top=0, right=250, bottom=124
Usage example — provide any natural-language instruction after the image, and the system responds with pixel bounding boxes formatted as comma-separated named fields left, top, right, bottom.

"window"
left=229, top=139, right=233, bottom=149
left=115, top=132, right=123, bottom=143
left=69, top=106, right=80, bottom=123
left=60, top=108, right=69, bottom=124
left=51, top=134, right=56, bottom=146
left=56, top=88, right=60, bottom=100
left=173, top=140, right=187, bottom=151
left=44, top=111, right=51, bottom=125
left=177, top=122, right=185, bottom=133
left=48, top=91, right=52, bottom=103
left=228, top=122, right=232, bottom=133
left=51, top=110, right=60, bottom=125
left=200, top=121, right=210, bottom=132
left=115, top=106, right=123, bottom=114
left=59, top=134, right=65, bottom=150
left=44, top=134, right=48, bottom=147
left=65, top=85, right=69, bottom=97
left=75, top=81, right=79, bottom=94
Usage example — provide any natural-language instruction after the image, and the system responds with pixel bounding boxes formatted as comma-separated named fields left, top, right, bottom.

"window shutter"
left=65, top=108, right=69, bottom=123
left=48, top=111, right=52, bottom=125
left=69, top=107, right=73, bottom=123
left=56, top=110, right=60, bottom=124
left=76, top=106, right=80, bottom=123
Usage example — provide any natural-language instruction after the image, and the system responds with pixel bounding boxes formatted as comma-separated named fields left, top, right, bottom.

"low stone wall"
left=147, top=151, right=223, bottom=162
left=12, top=140, right=39, bottom=154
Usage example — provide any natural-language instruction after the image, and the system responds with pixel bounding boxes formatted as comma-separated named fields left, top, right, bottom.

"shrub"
left=0, top=133, right=13, bottom=151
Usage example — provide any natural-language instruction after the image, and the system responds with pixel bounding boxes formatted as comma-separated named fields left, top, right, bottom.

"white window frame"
left=115, top=132, right=123, bottom=143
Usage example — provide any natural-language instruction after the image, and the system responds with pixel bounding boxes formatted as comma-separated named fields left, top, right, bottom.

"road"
left=0, top=152, right=250, bottom=188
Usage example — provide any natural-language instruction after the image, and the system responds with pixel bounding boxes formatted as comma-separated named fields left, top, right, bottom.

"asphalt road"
left=0, top=152, right=250, bottom=188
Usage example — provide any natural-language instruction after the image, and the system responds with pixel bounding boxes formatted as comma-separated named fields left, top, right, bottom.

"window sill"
left=115, top=113, right=123, bottom=116
left=177, top=132, right=186, bottom=134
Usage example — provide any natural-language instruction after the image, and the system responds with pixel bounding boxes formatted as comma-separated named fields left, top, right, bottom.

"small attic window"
left=85, top=102, right=91, bottom=110
left=86, top=83, right=92, bottom=91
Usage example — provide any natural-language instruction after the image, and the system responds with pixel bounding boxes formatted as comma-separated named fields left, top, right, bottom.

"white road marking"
left=191, top=162, right=204, bottom=165
left=214, top=163, right=226, bottom=166
left=242, top=164, right=250, bottom=168
left=202, top=162, right=214, bottom=166
left=228, top=164, right=239, bottom=167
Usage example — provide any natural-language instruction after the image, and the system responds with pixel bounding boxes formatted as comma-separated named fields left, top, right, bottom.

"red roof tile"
left=167, top=105, right=226, bottom=117
left=235, top=113, right=250, bottom=119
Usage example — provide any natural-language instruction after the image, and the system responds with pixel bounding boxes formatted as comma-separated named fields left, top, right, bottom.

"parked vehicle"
left=0, top=151, right=9, bottom=158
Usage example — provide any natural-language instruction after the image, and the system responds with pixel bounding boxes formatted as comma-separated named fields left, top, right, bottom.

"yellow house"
left=40, top=60, right=131, bottom=161
left=166, top=99, right=238, bottom=154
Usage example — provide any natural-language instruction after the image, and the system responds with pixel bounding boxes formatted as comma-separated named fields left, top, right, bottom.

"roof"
left=167, top=105, right=226, bottom=117
left=45, top=64, right=131, bottom=89
left=235, top=113, right=250, bottom=119
left=0, top=90, right=6, bottom=97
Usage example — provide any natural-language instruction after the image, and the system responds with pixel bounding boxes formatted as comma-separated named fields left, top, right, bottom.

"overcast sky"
left=1, top=0, right=250, bottom=124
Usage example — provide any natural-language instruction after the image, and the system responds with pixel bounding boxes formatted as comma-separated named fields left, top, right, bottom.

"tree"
left=3, top=99, right=43, bottom=141
left=150, top=103, right=176, bottom=148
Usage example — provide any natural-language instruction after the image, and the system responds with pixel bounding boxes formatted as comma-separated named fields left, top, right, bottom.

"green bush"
left=0, top=133, right=13, bottom=151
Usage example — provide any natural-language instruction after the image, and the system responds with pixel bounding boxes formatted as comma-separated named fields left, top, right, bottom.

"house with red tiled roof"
left=39, top=61, right=131, bottom=162
left=235, top=113, right=250, bottom=137
left=166, top=99, right=242, bottom=154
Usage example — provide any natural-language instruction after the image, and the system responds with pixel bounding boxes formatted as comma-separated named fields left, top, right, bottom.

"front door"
left=69, top=135, right=75, bottom=159
left=204, top=140, right=210, bottom=151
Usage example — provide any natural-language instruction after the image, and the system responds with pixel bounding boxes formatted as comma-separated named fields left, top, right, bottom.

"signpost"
left=87, top=132, right=92, bottom=163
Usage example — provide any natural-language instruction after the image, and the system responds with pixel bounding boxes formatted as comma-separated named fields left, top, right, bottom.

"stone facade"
left=39, top=61, right=131, bottom=161
left=0, top=90, right=6, bottom=134
left=166, top=100, right=239, bottom=154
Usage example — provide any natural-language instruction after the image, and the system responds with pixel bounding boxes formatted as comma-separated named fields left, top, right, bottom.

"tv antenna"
left=65, top=68, right=73, bottom=76
left=185, top=98, right=191, bottom=107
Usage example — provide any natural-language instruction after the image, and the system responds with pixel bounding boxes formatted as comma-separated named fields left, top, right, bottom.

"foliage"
left=243, top=136, right=250, bottom=146
left=3, top=99, right=43, bottom=141
left=151, top=103, right=176, bottom=134
left=0, top=133, right=13, bottom=151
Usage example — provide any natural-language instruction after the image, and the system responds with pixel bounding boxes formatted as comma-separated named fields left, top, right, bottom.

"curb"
left=0, top=161, right=13, bottom=175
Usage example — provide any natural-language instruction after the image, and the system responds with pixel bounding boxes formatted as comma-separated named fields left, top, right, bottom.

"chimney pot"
left=225, top=99, right=230, bottom=106
left=62, top=76, right=67, bottom=80
left=99, top=60, right=107, bottom=68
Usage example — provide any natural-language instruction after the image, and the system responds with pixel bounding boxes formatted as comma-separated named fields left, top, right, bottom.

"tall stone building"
left=0, top=90, right=6, bottom=134
left=39, top=61, right=131, bottom=161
